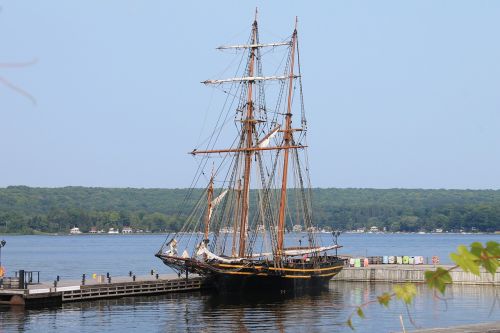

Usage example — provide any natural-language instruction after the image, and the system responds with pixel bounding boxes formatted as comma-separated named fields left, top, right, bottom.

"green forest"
left=0, top=186, right=499, bottom=234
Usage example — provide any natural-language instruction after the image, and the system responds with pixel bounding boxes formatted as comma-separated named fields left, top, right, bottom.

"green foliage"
left=450, top=245, right=481, bottom=276
left=346, top=318, right=354, bottom=330
left=367, top=241, right=498, bottom=330
left=311, top=188, right=500, bottom=232
left=424, top=268, right=452, bottom=294
left=450, top=241, right=500, bottom=277
left=393, top=283, right=417, bottom=304
left=377, top=293, right=392, bottom=307
left=1, top=187, right=500, bottom=233
left=356, top=307, right=365, bottom=319
left=483, top=241, right=500, bottom=274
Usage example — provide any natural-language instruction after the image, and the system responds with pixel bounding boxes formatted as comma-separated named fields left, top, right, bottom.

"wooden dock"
left=336, top=264, right=499, bottom=285
left=0, top=274, right=209, bottom=307
left=399, top=321, right=500, bottom=333
left=1, top=264, right=496, bottom=307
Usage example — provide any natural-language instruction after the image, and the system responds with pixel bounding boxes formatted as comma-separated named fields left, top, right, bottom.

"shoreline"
left=1, top=232, right=499, bottom=236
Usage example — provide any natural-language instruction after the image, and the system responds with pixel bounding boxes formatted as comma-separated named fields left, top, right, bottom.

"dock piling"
left=18, top=270, right=25, bottom=289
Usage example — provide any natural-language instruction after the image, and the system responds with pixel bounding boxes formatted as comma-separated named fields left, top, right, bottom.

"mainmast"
left=238, top=10, right=258, bottom=258
left=276, top=18, right=298, bottom=258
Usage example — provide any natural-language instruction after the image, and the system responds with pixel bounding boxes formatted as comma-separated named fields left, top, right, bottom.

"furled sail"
left=257, top=125, right=280, bottom=148
left=196, top=241, right=245, bottom=263
left=248, top=245, right=342, bottom=258
left=195, top=242, right=341, bottom=263
left=208, top=189, right=228, bottom=221
left=281, top=244, right=342, bottom=256
left=163, top=239, right=178, bottom=256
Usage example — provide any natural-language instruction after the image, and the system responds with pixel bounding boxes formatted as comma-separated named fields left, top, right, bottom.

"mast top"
left=254, top=7, right=258, bottom=22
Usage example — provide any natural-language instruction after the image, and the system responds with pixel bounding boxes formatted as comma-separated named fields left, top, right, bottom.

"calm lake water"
left=0, top=233, right=499, bottom=332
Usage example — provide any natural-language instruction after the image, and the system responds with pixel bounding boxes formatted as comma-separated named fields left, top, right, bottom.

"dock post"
left=155, top=273, right=159, bottom=280
left=132, top=275, right=136, bottom=282
left=82, top=274, right=86, bottom=285
left=54, top=280, right=57, bottom=288
left=108, top=276, right=111, bottom=284
left=18, top=270, right=25, bottom=289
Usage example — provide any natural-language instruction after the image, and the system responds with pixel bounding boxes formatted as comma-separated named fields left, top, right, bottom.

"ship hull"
left=209, top=270, right=338, bottom=293
left=156, top=253, right=345, bottom=293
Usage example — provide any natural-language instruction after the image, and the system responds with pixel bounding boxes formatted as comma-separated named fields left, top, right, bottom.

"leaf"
left=425, top=268, right=452, bottom=294
left=450, top=245, right=480, bottom=276
left=481, top=241, right=500, bottom=276
left=482, top=257, right=499, bottom=276
left=394, top=283, right=417, bottom=304
left=485, top=241, right=500, bottom=256
left=377, top=293, right=392, bottom=307
left=469, top=242, right=484, bottom=257
left=356, top=307, right=365, bottom=319
left=346, top=318, right=354, bottom=330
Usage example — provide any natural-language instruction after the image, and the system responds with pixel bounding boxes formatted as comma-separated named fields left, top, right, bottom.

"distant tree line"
left=0, top=186, right=499, bottom=234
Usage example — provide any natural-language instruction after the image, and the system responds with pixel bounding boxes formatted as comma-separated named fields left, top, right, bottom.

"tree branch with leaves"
left=346, top=241, right=500, bottom=330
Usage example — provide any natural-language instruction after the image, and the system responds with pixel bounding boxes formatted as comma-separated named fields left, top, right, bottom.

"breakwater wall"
left=335, top=264, right=498, bottom=285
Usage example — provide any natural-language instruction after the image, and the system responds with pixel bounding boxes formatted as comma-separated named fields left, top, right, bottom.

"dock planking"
left=0, top=274, right=209, bottom=307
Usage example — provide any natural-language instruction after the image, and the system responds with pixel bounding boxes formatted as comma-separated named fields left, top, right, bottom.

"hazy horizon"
left=1, top=1, right=500, bottom=189
left=2, top=185, right=500, bottom=191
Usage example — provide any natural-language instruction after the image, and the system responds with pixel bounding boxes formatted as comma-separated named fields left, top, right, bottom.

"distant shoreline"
left=2, top=187, right=500, bottom=234
left=2, top=231, right=499, bottom=236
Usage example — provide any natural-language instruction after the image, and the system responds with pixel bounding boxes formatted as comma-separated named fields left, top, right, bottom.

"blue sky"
left=1, top=1, right=499, bottom=189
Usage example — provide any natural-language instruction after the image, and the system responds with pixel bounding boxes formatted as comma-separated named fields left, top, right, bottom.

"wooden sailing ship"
left=156, top=11, right=345, bottom=291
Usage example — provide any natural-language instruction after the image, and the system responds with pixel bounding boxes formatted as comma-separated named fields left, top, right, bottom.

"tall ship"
left=156, top=11, right=345, bottom=291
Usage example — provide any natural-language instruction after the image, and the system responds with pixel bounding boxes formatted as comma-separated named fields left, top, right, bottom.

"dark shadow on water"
left=203, top=287, right=332, bottom=307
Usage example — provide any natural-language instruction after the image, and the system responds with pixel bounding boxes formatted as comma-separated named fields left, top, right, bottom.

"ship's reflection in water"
left=0, top=282, right=499, bottom=333
left=200, top=287, right=346, bottom=333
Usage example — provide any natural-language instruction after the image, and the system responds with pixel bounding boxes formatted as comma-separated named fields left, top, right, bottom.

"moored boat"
left=156, top=10, right=346, bottom=292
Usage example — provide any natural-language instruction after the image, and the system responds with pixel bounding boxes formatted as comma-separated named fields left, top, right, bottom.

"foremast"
left=238, top=12, right=258, bottom=258
left=276, top=18, right=298, bottom=259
